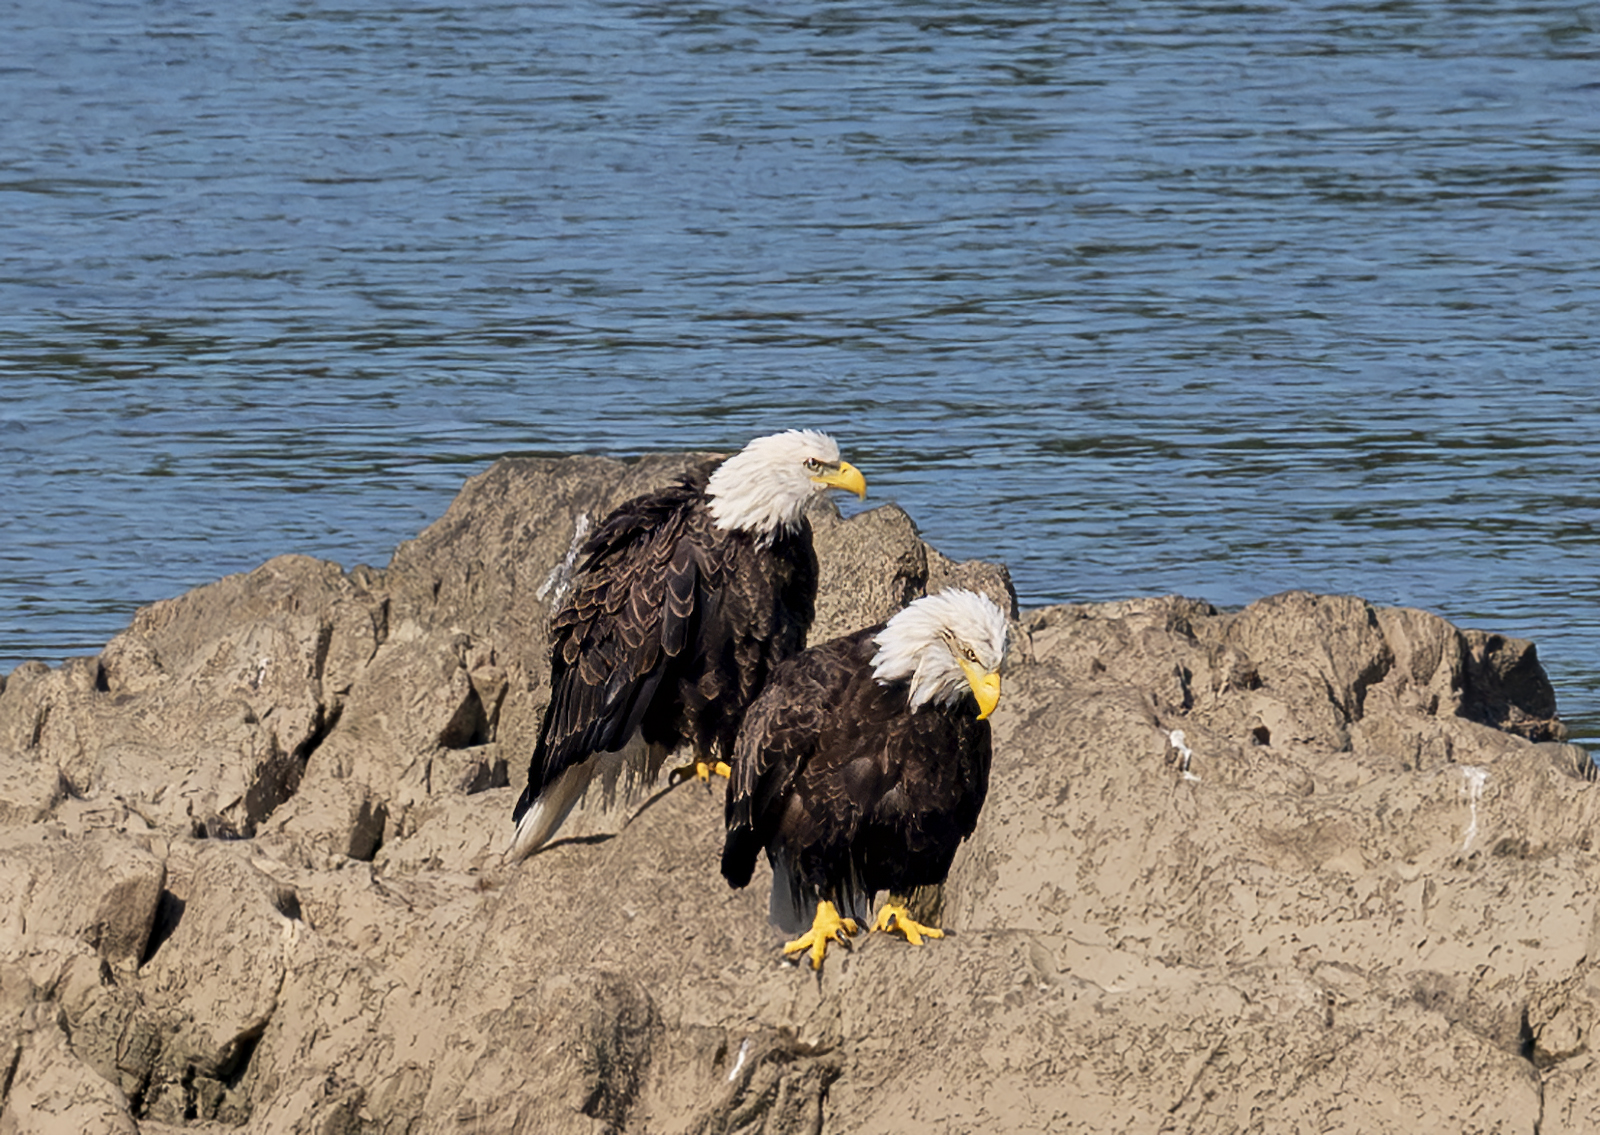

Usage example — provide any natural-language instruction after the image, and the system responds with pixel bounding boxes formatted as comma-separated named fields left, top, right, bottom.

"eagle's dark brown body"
left=722, top=625, right=993, bottom=933
left=512, top=460, right=818, bottom=828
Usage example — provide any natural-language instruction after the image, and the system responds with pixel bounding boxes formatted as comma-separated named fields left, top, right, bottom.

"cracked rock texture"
left=1, top=453, right=1596, bottom=1134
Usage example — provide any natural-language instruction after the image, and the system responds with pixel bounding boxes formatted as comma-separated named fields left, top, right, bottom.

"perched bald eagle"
left=722, top=588, right=1008, bottom=969
left=508, top=430, right=867, bottom=863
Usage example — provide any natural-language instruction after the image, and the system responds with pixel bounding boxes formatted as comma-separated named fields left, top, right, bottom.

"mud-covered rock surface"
left=1, top=454, right=1595, bottom=1134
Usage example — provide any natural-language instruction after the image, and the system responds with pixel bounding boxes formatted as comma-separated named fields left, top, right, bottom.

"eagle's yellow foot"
left=668, top=759, right=732, bottom=785
left=782, top=901, right=858, bottom=970
left=871, top=902, right=945, bottom=947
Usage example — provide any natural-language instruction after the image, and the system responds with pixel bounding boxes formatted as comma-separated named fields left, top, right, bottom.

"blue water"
left=3, top=1, right=1598, bottom=741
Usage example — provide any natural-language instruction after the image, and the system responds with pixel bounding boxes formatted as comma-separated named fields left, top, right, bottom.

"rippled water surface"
left=3, top=1, right=1598, bottom=741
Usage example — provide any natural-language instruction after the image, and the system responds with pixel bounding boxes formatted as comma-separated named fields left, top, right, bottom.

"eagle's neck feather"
left=705, top=455, right=810, bottom=538
left=870, top=621, right=967, bottom=713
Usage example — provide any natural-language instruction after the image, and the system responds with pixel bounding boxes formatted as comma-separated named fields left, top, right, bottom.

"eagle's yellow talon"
left=782, top=901, right=857, bottom=970
left=871, top=902, right=944, bottom=947
left=669, top=758, right=733, bottom=785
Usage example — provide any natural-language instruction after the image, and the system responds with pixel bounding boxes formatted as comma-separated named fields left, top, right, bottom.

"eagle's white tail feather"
left=507, top=758, right=596, bottom=863
left=766, top=849, right=875, bottom=935
left=767, top=847, right=810, bottom=936
left=505, top=738, right=673, bottom=863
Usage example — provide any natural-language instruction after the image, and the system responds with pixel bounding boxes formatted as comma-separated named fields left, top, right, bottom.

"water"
left=3, top=1, right=1598, bottom=743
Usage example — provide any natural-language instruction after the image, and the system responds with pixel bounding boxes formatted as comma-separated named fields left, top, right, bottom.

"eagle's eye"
left=803, top=457, right=823, bottom=472
left=961, top=644, right=979, bottom=662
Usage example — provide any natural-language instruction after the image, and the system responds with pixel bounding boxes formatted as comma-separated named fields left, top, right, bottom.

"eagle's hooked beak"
left=813, top=460, right=867, bottom=499
left=958, top=658, right=1002, bottom=721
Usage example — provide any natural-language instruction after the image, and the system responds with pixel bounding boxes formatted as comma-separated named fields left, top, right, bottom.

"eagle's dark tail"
left=721, top=824, right=761, bottom=889
left=764, top=847, right=813, bottom=936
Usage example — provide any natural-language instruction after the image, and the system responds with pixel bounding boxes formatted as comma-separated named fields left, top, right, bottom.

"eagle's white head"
left=870, top=588, right=1009, bottom=719
left=705, top=429, right=866, bottom=538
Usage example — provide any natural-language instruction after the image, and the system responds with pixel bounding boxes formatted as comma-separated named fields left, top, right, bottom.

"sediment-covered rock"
left=0, top=453, right=1594, bottom=1134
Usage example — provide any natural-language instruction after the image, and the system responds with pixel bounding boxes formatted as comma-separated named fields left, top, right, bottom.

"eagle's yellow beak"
left=958, top=659, right=1002, bottom=721
left=813, top=460, right=866, bottom=499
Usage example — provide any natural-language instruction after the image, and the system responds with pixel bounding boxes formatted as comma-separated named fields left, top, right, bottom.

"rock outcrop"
left=0, top=454, right=1595, bottom=1134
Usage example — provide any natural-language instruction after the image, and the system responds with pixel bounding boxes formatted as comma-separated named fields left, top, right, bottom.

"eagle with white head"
left=722, top=588, right=1008, bottom=969
left=509, top=430, right=866, bottom=862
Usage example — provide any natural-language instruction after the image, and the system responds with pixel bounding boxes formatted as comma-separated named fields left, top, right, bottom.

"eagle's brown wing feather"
left=514, top=464, right=818, bottom=838
left=722, top=624, right=991, bottom=933
left=515, top=474, right=706, bottom=817
left=721, top=628, right=876, bottom=888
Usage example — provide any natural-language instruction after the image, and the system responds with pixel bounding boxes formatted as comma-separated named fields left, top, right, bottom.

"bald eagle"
left=721, top=588, right=1007, bottom=969
left=508, top=430, right=867, bottom=863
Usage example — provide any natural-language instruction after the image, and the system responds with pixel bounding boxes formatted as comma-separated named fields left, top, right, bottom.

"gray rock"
left=0, top=452, right=1594, bottom=1134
